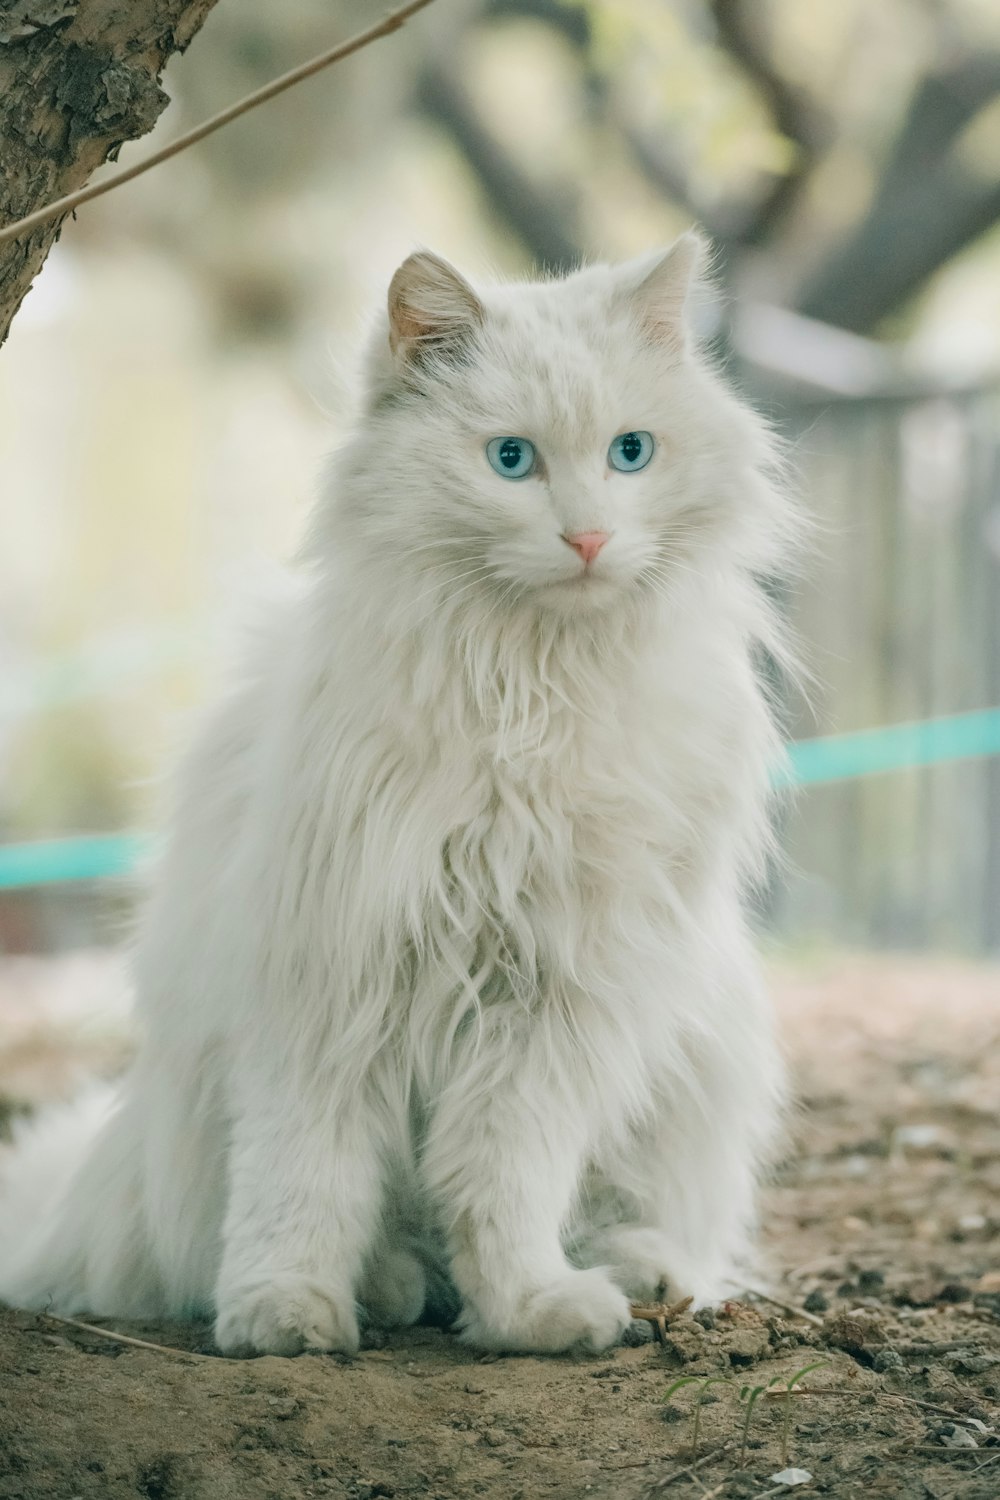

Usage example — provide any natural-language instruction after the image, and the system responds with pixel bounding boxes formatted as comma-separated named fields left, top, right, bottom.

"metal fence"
left=1, top=383, right=998, bottom=955
left=770, top=384, right=1000, bottom=952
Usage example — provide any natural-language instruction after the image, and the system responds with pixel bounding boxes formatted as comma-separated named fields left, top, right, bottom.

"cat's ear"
left=619, top=231, right=708, bottom=347
left=387, top=251, right=484, bottom=361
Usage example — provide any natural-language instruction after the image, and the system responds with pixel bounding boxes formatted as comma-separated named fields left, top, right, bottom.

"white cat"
left=0, top=236, right=798, bottom=1355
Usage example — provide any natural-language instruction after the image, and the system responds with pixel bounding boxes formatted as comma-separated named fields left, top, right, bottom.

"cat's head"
left=332, top=236, right=783, bottom=623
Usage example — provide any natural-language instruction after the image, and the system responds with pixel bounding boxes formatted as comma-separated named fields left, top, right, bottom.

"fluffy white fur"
left=0, top=237, right=797, bottom=1355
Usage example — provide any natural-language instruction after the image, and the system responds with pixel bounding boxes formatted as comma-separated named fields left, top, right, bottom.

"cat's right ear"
left=387, top=251, right=484, bottom=363
left=618, top=231, right=709, bottom=350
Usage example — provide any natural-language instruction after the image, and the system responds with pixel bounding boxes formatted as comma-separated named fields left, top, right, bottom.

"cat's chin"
left=531, top=570, right=630, bottom=617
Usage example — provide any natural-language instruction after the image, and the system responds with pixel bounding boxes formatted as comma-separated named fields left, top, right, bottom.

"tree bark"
left=0, top=0, right=224, bottom=347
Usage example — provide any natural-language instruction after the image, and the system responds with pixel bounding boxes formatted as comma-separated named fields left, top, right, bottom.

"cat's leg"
left=358, top=1166, right=430, bottom=1329
left=421, top=1016, right=632, bottom=1354
left=359, top=1244, right=428, bottom=1329
left=583, top=978, right=786, bottom=1308
left=213, top=1052, right=388, bottom=1356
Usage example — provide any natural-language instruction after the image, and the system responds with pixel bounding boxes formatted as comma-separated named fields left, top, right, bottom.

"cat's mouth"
left=534, top=564, right=626, bottom=611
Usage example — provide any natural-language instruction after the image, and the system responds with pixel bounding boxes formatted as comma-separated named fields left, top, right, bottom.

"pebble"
left=621, top=1318, right=655, bottom=1346
left=803, top=1289, right=829, bottom=1314
left=943, top=1351, right=1000, bottom=1375
left=935, top=1423, right=977, bottom=1449
left=266, top=1397, right=300, bottom=1419
left=872, top=1348, right=904, bottom=1373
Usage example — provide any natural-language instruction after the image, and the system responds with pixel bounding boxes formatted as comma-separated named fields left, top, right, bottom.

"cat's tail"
left=0, top=1057, right=227, bottom=1321
left=0, top=1087, right=115, bottom=1259
left=0, top=1084, right=167, bottom=1319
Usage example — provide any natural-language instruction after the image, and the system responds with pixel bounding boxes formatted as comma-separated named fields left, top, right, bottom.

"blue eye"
left=608, top=431, right=654, bottom=472
left=486, top=436, right=536, bottom=479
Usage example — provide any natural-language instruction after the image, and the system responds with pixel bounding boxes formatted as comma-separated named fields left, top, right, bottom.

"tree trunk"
left=0, top=0, right=223, bottom=347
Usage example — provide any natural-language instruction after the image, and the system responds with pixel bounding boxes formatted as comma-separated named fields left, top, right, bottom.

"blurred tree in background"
left=0, top=0, right=224, bottom=345
left=2, top=0, right=1000, bottom=949
left=90, top=0, right=1000, bottom=350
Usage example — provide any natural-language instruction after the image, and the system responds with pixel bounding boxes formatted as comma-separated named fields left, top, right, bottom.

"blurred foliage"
left=1, top=0, right=1000, bottom=949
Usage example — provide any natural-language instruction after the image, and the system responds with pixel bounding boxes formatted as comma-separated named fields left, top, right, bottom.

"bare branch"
left=0, top=0, right=438, bottom=251
left=0, top=0, right=222, bottom=346
left=799, top=52, right=1000, bottom=331
left=416, top=59, right=581, bottom=272
left=708, top=0, right=826, bottom=245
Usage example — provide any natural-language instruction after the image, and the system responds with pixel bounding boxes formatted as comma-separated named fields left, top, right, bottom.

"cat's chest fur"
left=361, top=647, right=713, bottom=989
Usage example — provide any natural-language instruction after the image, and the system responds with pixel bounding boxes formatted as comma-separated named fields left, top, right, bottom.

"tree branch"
left=0, top=0, right=222, bottom=346
left=0, top=1, right=440, bottom=345
left=416, top=59, right=581, bottom=272
left=799, top=52, right=1000, bottom=331
left=708, top=0, right=825, bottom=245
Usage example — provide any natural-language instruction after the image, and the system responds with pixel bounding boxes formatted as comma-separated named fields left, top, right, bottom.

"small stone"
left=769, top=1467, right=813, bottom=1486
left=857, top=1270, right=884, bottom=1296
left=621, top=1318, right=654, bottom=1346
left=664, top=1319, right=707, bottom=1363
left=936, top=1424, right=977, bottom=1449
left=893, top=1123, right=950, bottom=1152
left=266, top=1397, right=300, bottom=1419
left=944, top=1352, right=1000, bottom=1375
left=872, top=1348, right=903, bottom=1373
left=822, top=1310, right=885, bottom=1356
left=693, top=1306, right=716, bottom=1330
left=803, top=1290, right=829, bottom=1314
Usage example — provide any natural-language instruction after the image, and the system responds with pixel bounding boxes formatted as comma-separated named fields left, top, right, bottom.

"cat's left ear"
left=387, top=250, right=484, bottom=361
left=618, top=231, right=708, bottom=347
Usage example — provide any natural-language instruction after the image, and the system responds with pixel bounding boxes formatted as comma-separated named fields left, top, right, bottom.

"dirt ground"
left=1, top=951, right=998, bottom=1500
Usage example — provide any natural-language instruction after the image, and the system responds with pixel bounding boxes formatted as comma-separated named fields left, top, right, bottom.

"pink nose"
left=562, top=531, right=609, bottom=565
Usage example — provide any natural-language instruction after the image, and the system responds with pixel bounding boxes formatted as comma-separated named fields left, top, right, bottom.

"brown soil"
left=1, top=953, right=999, bottom=1500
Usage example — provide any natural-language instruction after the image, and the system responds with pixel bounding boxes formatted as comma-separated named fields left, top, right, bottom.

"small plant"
left=667, top=1358, right=832, bottom=1467
left=663, top=1374, right=733, bottom=1458
left=739, top=1375, right=783, bottom=1466
left=778, top=1360, right=830, bottom=1466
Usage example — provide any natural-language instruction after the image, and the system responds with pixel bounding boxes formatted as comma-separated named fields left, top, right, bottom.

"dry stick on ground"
left=735, top=1283, right=824, bottom=1327
left=36, top=1310, right=215, bottom=1361
left=762, top=1386, right=999, bottom=1424
left=630, top=1295, right=694, bottom=1341
left=645, top=1444, right=733, bottom=1494
left=0, top=0, right=437, bottom=251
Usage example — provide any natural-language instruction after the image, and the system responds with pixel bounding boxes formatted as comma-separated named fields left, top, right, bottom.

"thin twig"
left=34, top=1310, right=214, bottom=1360
left=735, top=1283, right=824, bottom=1327
left=646, top=1443, right=732, bottom=1493
left=0, top=0, right=437, bottom=248
left=630, top=1295, right=694, bottom=1342
left=908, top=1445, right=989, bottom=1459
left=891, top=1340, right=981, bottom=1356
left=762, top=1386, right=997, bottom=1424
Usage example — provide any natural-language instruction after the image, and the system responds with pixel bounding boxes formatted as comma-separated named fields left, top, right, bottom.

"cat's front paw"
left=462, top=1267, right=631, bottom=1354
left=214, top=1273, right=359, bottom=1356
left=597, top=1227, right=719, bottom=1307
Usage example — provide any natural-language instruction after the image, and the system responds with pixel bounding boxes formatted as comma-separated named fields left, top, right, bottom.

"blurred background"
left=1, top=0, right=1000, bottom=963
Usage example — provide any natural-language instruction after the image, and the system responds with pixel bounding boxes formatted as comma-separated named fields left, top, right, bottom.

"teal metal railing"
left=1, top=706, right=999, bottom=891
